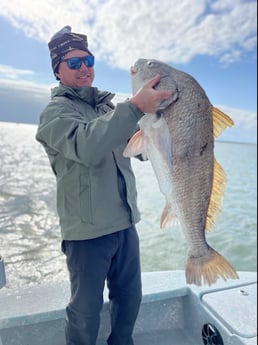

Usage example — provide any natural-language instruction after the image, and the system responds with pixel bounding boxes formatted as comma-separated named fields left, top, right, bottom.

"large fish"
left=124, top=58, right=239, bottom=286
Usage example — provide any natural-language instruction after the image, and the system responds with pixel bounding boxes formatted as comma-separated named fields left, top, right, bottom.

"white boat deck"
left=0, top=270, right=257, bottom=345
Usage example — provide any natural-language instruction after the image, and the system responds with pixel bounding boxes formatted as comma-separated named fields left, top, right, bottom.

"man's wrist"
left=124, top=98, right=145, bottom=119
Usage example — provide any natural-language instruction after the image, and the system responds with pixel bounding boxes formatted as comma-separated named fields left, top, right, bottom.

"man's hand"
left=130, top=75, right=172, bottom=114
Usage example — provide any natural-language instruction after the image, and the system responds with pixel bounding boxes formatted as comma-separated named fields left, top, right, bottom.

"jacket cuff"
left=124, top=99, right=145, bottom=121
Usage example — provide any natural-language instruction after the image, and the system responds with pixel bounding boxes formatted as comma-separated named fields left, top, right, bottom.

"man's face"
left=56, top=49, right=95, bottom=87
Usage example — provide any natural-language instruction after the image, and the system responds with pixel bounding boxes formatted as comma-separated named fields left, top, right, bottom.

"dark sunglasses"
left=62, top=55, right=95, bottom=69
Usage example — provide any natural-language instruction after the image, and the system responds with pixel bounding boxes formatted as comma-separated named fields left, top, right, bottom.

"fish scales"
left=166, top=75, right=218, bottom=262
left=124, top=58, right=238, bottom=286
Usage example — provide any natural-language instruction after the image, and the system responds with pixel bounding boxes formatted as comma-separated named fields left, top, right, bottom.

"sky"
left=0, top=0, right=257, bottom=143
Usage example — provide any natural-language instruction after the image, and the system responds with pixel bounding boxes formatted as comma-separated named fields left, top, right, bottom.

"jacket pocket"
left=80, top=174, right=93, bottom=224
left=57, top=169, right=80, bottom=219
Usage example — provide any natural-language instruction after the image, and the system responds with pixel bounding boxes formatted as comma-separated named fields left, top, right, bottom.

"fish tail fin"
left=212, top=106, right=234, bottom=138
left=185, top=247, right=239, bottom=286
left=123, top=130, right=145, bottom=157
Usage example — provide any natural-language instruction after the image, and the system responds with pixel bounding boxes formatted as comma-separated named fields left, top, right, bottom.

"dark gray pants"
left=62, top=226, right=142, bottom=345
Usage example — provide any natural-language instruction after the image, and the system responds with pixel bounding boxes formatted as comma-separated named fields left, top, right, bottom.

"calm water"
left=0, top=121, right=257, bottom=288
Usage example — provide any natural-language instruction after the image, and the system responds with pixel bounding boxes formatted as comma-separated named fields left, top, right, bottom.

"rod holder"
left=0, top=256, right=6, bottom=289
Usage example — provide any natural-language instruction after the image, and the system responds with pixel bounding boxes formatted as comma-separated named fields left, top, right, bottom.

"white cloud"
left=218, top=105, right=257, bottom=130
left=0, top=0, right=256, bottom=69
left=0, top=64, right=34, bottom=79
left=0, top=64, right=55, bottom=92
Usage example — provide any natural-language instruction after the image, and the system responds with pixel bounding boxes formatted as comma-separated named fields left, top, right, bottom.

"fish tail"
left=185, top=247, right=239, bottom=286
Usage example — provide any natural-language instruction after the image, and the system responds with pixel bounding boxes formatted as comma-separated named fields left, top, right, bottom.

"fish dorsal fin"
left=123, top=130, right=145, bottom=157
left=205, top=158, right=226, bottom=231
left=213, top=106, right=234, bottom=138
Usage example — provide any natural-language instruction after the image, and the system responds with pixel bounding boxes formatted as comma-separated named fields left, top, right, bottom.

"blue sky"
left=0, top=0, right=256, bottom=143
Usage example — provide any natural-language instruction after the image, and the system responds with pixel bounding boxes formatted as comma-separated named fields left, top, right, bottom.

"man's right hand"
left=130, top=74, right=172, bottom=114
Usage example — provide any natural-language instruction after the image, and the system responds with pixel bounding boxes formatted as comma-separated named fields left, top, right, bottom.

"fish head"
left=131, top=58, right=179, bottom=110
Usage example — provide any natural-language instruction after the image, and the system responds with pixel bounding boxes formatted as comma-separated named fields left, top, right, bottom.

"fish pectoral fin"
left=205, top=158, right=226, bottom=231
left=160, top=203, right=176, bottom=229
left=123, top=130, right=145, bottom=157
left=213, top=106, right=234, bottom=138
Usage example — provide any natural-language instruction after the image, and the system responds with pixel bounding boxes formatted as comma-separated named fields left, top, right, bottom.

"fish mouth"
left=130, top=66, right=137, bottom=76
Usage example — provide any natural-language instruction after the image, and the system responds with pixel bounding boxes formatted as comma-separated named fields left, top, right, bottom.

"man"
left=36, top=25, right=171, bottom=345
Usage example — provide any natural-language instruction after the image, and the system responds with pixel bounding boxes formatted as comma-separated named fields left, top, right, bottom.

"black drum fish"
left=124, top=58, right=239, bottom=286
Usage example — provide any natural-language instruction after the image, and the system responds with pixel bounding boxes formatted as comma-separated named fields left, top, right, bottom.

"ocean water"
left=0, top=121, right=257, bottom=289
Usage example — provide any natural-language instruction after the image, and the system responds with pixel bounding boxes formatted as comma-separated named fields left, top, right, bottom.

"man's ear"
left=55, top=72, right=60, bottom=81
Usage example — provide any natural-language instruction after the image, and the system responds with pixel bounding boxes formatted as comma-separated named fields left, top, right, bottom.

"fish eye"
left=147, top=60, right=153, bottom=66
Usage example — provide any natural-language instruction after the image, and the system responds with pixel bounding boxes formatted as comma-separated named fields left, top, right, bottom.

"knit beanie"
left=48, top=25, right=93, bottom=79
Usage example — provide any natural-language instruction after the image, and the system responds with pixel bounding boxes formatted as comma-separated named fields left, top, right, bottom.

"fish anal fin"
left=123, top=130, right=145, bottom=157
left=185, top=247, right=239, bottom=286
left=205, top=158, right=226, bottom=231
left=213, top=106, right=234, bottom=139
left=160, top=203, right=177, bottom=229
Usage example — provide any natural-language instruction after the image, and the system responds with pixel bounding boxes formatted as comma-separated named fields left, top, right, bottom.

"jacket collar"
left=51, top=83, right=115, bottom=108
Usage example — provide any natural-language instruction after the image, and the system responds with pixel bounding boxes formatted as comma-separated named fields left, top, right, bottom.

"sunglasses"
left=62, top=55, right=95, bottom=69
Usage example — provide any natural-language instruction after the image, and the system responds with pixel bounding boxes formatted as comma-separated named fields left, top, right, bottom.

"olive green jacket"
left=36, top=84, right=144, bottom=240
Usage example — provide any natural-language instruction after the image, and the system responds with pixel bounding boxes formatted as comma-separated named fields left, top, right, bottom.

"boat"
left=0, top=256, right=256, bottom=345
